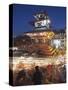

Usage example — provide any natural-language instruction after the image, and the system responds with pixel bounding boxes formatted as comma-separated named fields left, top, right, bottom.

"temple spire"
left=33, top=11, right=51, bottom=30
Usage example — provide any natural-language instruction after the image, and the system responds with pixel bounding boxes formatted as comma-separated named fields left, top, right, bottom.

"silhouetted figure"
left=59, top=65, right=66, bottom=83
left=16, top=69, right=26, bottom=85
left=63, top=65, right=66, bottom=83
left=32, top=66, right=43, bottom=85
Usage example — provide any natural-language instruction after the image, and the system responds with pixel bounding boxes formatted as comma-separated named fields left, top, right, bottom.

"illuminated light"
left=49, top=32, right=55, bottom=37
left=39, top=33, right=43, bottom=35
left=19, top=56, right=25, bottom=59
left=47, top=19, right=51, bottom=23
left=33, top=33, right=37, bottom=36
left=53, top=39, right=61, bottom=48
left=26, top=33, right=30, bottom=36
left=48, top=35, right=50, bottom=38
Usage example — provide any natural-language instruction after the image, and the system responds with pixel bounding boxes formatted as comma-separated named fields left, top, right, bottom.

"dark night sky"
left=13, top=4, right=66, bottom=36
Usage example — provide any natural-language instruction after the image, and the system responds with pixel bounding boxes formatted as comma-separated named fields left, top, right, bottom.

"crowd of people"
left=10, top=64, right=66, bottom=86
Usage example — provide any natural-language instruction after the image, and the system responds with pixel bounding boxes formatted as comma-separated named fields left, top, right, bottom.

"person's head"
left=35, top=66, right=39, bottom=71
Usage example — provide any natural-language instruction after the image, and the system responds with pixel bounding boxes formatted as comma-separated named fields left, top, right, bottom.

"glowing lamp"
left=53, top=39, right=61, bottom=48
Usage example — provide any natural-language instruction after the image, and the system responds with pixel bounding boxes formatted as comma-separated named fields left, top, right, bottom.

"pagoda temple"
left=22, top=12, right=59, bottom=56
left=17, top=11, right=66, bottom=56
left=24, top=11, right=55, bottom=44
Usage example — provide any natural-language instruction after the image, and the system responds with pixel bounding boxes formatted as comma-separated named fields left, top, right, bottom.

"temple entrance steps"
left=34, top=44, right=58, bottom=56
left=23, top=44, right=59, bottom=56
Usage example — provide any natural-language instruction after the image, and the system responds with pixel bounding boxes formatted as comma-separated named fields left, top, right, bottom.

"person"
left=32, top=66, right=43, bottom=85
left=63, top=65, right=66, bottom=83
left=15, top=69, right=26, bottom=85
